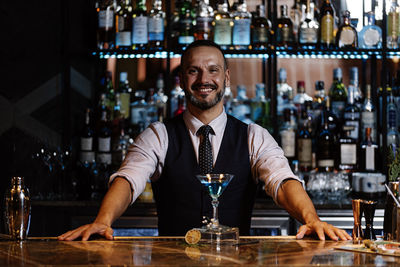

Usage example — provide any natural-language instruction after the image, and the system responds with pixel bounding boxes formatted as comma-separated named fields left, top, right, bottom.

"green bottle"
left=329, top=68, right=347, bottom=121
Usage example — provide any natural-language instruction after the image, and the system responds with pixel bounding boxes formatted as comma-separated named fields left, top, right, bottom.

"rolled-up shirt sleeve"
left=248, top=123, right=300, bottom=203
left=109, top=122, right=168, bottom=204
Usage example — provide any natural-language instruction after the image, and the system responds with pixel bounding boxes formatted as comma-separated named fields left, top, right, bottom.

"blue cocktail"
left=195, top=174, right=238, bottom=244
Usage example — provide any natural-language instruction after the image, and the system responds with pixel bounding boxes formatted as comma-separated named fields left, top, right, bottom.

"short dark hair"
left=180, top=40, right=228, bottom=70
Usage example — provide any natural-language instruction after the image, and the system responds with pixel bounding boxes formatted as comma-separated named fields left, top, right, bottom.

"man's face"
left=180, top=46, right=230, bottom=110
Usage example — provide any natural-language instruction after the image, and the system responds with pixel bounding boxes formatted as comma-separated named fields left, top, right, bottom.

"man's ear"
left=225, top=69, right=230, bottom=87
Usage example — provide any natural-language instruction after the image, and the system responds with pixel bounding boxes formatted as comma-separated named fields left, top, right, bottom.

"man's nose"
left=197, top=70, right=210, bottom=84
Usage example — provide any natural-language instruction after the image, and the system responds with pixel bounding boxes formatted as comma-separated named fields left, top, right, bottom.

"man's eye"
left=188, top=69, right=198, bottom=74
left=209, top=68, right=219, bottom=73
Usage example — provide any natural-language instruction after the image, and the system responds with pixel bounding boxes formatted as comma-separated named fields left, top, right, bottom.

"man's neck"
left=187, top=104, right=224, bottom=125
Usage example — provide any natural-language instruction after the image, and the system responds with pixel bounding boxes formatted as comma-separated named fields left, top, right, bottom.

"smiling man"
left=58, top=40, right=351, bottom=242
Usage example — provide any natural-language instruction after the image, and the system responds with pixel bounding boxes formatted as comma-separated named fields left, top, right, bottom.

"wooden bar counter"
left=1, top=236, right=400, bottom=266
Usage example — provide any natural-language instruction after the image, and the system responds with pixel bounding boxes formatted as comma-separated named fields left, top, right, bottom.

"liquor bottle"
left=290, top=0, right=302, bottom=42
left=387, top=88, right=400, bottom=154
left=316, top=105, right=335, bottom=172
left=194, top=0, right=214, bottom=40
left=96, top=0, right=116, bottom=50
left=130, top=90, right=148, bottom=138
left=318, top=96, right=340, bottom=142
left=348, top=67, right=363, bottom=110
left=343, top=86, right=361, bottom=142
left=97, top=106, right=112, bottom=166
left=251, top=4, right=271, bottom=49
left=79, top=108, right=95, bottom=164
left=298, top=0, right=319, bottom=48
left=146, top=88, right=158, bottom=124
left=319, top=0, right=335, bottom=49
left=101, top=71, right=116, bottom=116
left=280, top=108, right=296, bottom=165
left=231, top=85, right=252, bottom=124
left=232, top=0, right=251, bottom=49
left=387, top=0, right=400, bottom=49
left=276, top=5, right=294, bottom=48
left=148, top=0, right=165, bottom=49
left=154, top=74, right=168, bottom=122
left=118, top=72, right=132, bottom=119
left=293, top=81, right=312, bottom=115
left=174, top=96, right=186, bottom=116
left=361, top=84, right=377, bottom=143
left=132, top=0, right=148, bottom=49
left=169, top=0, right=182, bottom=47
left=170, top=76, right=185, bottom=117
left=224, top=85, right=234, bottom=115
left=213, top=0, right=232, bottom=49
left=178, top=0, right=195, bottom=47
left=336, top=10, right=357, bottom=48
left=111, top=119, right=129, bottom=169
left=312, top=80, right=326, bottom=119
left=338, top=125, right=358, bottom=171
left=115, top=0, right=133, bottom=49
left=277, top=68, right=294, bottom=119
left=329, top=68, right=347, bottom=121
left=297, top=108, right=313, bottom=172
left=250, top=83, right=270, bottom=128
left=360, top=128, right=378, bottom=171
left=358, top=11, right=382, bottom=49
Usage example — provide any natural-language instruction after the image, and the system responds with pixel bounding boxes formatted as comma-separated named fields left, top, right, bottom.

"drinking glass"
left=195, top=174, right=239, bottom=244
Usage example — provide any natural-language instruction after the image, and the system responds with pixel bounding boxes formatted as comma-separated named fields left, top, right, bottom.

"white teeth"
left=199, top=88, right=213, bottom=92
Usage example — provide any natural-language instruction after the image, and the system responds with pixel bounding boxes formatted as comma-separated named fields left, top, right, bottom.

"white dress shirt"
left=110, top=110, right=299, bottom=204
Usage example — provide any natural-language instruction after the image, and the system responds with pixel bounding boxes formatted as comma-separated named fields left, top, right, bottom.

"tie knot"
left=197, top=125, right=214, bottom=137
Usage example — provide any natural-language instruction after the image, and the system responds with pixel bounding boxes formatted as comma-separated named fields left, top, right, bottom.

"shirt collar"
left=183, top=109, right=227, bottom=137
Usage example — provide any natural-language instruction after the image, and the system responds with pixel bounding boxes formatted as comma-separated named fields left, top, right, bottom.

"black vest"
left=152, top=114, right=257, bottom=236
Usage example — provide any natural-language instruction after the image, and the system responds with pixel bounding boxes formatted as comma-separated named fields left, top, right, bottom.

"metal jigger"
left=384, top=182, right=399, bottom=240
left=362, top=200, right=377, bottom=240
left=352, top=199, right=364, bottom=242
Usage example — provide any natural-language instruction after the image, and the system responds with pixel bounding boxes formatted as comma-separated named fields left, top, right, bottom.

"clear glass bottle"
left=276, top=5, right=294, bottom=48
left=336, top=10, right=357, bottom=48
left=250, top=83, right=270, bottom=128
left=338, top=125, right=358, bottom=171
left=361, top=84, right=377, bottom=143
left=96, top=0, right=116, bottom=50
left=387, top=88, right=400, bottom=154
left=170, top=76, right=185, bottom=117
left=360, top=127, right=378, bottom=171
left=231, top=85, right=253, bottom=124
left=348, top=67, right=363, bottom=110
left=290, top=0, right=302, bottom=42
left=387, top=0, right=400, bottom=49
left=148, top=0, right=165, bottom=49
left=115, top=0, right=132, bottom=49
left=232, top=0, right=252, bottom=49
left=277, top=68, right=294, bottom=119
left=80, top=108, right=95, bottom=163
left=213, top=0, right=232, bottom=49
left=329, top=68, right=347, bottom=121
left=251, top=4, right=271, bottom=49
left=319, top=0, right=335, bottom=49
left=154, top=74, right=168, bottom=122
left=293, top=81, right=313, bottom=115
left=130, top=90, right=148, bottom=138
left=358, top=11, right=382, bottom=49
left=194, top=0, right=214, bottom=40
left=4, top=177, right=31, bottom=240
left=118, top=72, right=132, bottom=119
left=298, top=0, right=319, bottom=48
left=132, top=0, right=148, bottom=49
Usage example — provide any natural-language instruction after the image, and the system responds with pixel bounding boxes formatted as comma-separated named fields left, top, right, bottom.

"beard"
left=185, top=81, right=226, bottom=110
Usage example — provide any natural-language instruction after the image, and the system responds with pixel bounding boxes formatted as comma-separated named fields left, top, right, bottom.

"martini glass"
left=195, top=174, right=239, bottom=244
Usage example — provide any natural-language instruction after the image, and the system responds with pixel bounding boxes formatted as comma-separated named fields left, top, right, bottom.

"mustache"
left=191, top=83, right=217, bottom=91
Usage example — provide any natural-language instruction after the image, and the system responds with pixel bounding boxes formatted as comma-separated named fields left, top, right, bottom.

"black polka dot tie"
left=197, top=125, right=214, bottom=175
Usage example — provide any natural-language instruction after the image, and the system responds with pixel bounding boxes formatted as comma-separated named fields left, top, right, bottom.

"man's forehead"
left=183, top=46, right=225, bottom=65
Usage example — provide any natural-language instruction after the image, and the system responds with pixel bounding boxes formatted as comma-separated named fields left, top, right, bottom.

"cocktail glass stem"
left=211, top=198, right=219, bottom=229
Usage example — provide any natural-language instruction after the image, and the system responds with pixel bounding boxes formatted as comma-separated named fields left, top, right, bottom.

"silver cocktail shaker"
left=4, top=177, right=31, bottom=240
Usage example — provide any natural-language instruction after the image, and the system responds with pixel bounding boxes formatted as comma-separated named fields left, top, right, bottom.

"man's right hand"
left=57, top=222, right=114, bottom=241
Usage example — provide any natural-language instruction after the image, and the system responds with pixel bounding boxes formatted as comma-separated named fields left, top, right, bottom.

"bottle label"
left=98, top=137, right=111, bottom=152
left=281, top=130, right=295, bottom=157
left=321, top=14, right=334, bottom=44
left=232, top=18, right=251, bottom=45
left=116, top=32, right=132, bottom=46
left=179, top=36, right=195, bottom=45
left=344, top=120, right=360, bottom=140
left=148, top=17, right=164, bottom=41
left=318, top=159, right=334, bottom=167
left=120, top=93, right=131, bottom=119
left=340, top=144, right=357, bottom=164
left=132, top=16, right=148, bottom=44
left=366, top=146, right=375, bottom=170
left=298, top=138, right=312, bottom=166
left=361, top=111, right=377, bottom=141
left=339, top=28, right=356, bottom=45
left=99, top=10, right=114, bottom=28
left=331, top=101, right=345, bottom=118
left=80, top=137, right=93, bottom=151
left=252, top=27, right=268, bottom=43
left=214, top=18, right=232, bottom=45
left=278, top=27, right=291, bottom=42
left=388, top=12, right=399, bottom=37
left=79, top=151, right=95, bottom=163
left=97, top=152, right=112, bottom=165
left=299, top=27, right=318, bottom=44
left=388, top=109, right=397, bottom=128
left=363, top=28, right=380, bottom=46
